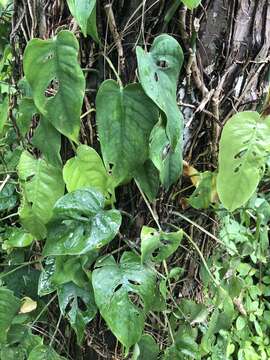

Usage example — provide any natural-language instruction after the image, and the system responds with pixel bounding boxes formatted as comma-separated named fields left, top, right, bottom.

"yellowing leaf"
left=19, top=297, right=37, bottom=314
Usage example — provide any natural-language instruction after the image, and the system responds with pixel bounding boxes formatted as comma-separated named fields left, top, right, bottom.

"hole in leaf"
left=156, top=59, right=168, bottom=68
left=43, top=51, right=54, bottom=62
left=78, top=297, right=87, bottom=312
left=162, top=144, right=171, bottom=160
left=252, top=151, right=257, bottom=157
left=26, top=174, right=35, bottom=182
left=160, top=237, right=171, bottom=246
left=128, top=279, right=140, bottom=286
left=45, top=78, right=59, bottom=98
left=108, top=163, right=114, bottom=175
left=114, top=283, right=123, bottom=293
left=234, top=149, right=247, bottom=159
left=128, top=292, right=143, bottom=310
left=234, top=166, right=240, bottom=173
left=152, top=247, right=161, bottom=258
left=154, top=72, right=159, bottom=82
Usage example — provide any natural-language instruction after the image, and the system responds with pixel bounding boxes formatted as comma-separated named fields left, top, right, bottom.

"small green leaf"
left=92, top=252, right=158, bottom=349
left=182, top=0, right=201, bottom=9
left=0, top=288, right=20, bottom=344
left=0, top=183, right=17, bottom=212
left=188, top=171, right=216, bottom=209
left=38, top=257, right=57, bottom=296
left=217, top=112, right=270, bottom=211
left=133, top=334, right=159, bottom=360
left=63, top=145, right=113, bottom=199
left=28, top=345, right=66, bottom=360
left=23, top=30, right=85, bottom=142
left=66, top=0, right=98, bottom=40
left=236, top=316, right=246, bottom=331
left=141, top=226, right=183, bottom=263
left=43, top=188, right=121, bottom=256
left=96, top=80, right=158, bottom=185
left=2, top=227, right=34, bottom=249
left=57, top=282, right=97, bottom=344
left=18, top=151, right=65, bottom=239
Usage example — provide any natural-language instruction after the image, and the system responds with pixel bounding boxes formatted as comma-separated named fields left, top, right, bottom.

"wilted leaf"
left=19, top=297, right=37, bottom=314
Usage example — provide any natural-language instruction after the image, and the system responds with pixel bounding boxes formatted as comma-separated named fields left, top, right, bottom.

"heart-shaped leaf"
left=66, top=0, right=98, bottom=41
left=217, top=112, right=270, bottom=211
left=2, top=227, right=34, bottom=250
left=96, top=80, right=158, bottom=184
left=63, top=145, right=113, bottom=199
left=43, top=188, right=121, bottom=256
left=0, top=183, right=17, bottom=212
left=23, top=30, right=85, bottom=142
left=182, top=0, right=201, bottom=9
left=141, top=226, right=183, bottom=263
left=57, top=281, right=97, bottom=344
left=188, top=171, right=217, bottom=209
left=0, top=288, right=20, bottom=344
left=28, top=345, right=66, bottom=360
left=18, top=151, right=65, bottom=239
left=92, top=252, right=158, bottom=349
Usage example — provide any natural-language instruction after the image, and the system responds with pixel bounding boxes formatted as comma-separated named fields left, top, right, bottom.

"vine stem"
left=135, top=179, right=161, bottom=231
left=103, top=54, right=123, bottom=88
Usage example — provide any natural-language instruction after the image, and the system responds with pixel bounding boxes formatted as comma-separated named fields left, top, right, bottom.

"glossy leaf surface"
left=43, top=188, right=121, bottom=256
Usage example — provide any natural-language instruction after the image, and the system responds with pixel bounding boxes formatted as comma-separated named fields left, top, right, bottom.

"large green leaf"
left=43, top=188, right=121, bottom=256
left=57, top=281, right=97, bottom=344
left=92, top=252, right=157, bottom=349
left=217, top=112, right=270, bottom=211
left=141, top=226, right=183, bottom=263
left=28, top=345, right=66, bottom=360
left=0, top=288, right=20, bottom=344
left=136, top=34, right=184, bottom=188
left=63, top=145, right=113, bottom=199
left=66, top=0, right=98, bottom=41
left=96, top=80, right=158, bottom=184
left=23, top=30, right=85, bottom=142
left=18, top=151, right=65, bottom=238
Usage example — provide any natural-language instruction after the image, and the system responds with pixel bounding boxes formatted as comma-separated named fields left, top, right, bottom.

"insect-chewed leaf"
left=96, top=80, right=158, bottom=185
left=92, top=252, right=158, bottom=349
left=217, top=111, right=270, bottom=211
left=136, top=34, right=184, bottom=188
left=141, top=226, right=183, bottom=263
left=23, top=30, right=85, bottom=142
left=43, top=188, right=121, bottom=256
left=18, top=151, right=65, bottom=239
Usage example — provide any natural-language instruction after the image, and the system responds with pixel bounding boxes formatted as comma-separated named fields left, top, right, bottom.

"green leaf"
left=132, top=334, right=159, bottom=360
left=0, top=96, right=9, bottom=135
left=136, top=34, right=184, bottom=187
left=96, top=80, right=158, bottom=184
left=217, top=112, right=270, bottom=211
left=18, top=151, right=65, bottom=239
left=2, top=227, right=34, bottom=249
left=178, top=299, right=209, bottom=325
left=149, top=121, right=183, bottom=189
left=58, top=281, right=97, bottom=344
left=141, top=226, right=183, bottom=263
left=92, top=252, right=158, bottom=349
left=32, top=118, right=61, bottom=167
left=0, top=288, right=20, bottom=344
left=38, top=257, right=57, bottom=296
left=66, top=0, right=98, bottom=40
left=43, top=188, right=121, bottom=256
left=134, top=160, right=160, bottom=202
left=28, top=345, right=66, bottom=360
left=188, top=171, right=216, bottom=209
left=23, top=30, right=85, bottom=142
left=63, top=145, right=113, bottom=199
left=0, top=183, right=17, bottom=212
left=182, top=0, right=201, bottom=9
left=17, top=98, right=37, bottom=136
